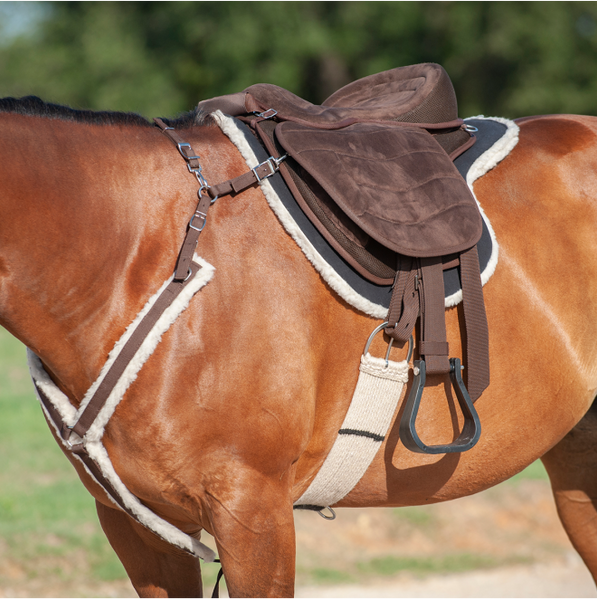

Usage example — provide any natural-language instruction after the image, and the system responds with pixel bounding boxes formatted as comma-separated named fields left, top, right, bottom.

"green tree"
left=2, top=2, right=597, bottom=118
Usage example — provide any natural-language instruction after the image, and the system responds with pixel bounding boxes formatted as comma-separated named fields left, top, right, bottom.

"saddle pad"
left=275, top=121, right=482, bottom=257
left=213, top=113, right=519, bottom=319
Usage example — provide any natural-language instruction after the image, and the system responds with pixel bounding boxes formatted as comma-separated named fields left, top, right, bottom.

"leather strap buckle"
left=255, top=108, right=277, bottom=120
left=251, top=155, right=287, bottom=183
left=189, top=211, right=208, bottom=232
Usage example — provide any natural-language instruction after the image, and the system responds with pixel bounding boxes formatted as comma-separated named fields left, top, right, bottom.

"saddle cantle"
left=198, top=63, right=490, bottom=454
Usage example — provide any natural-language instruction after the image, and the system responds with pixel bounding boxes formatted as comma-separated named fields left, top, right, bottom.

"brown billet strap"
left=418, top=257, right=451, bottom=375
left=458, top=246, right=490, bottom=401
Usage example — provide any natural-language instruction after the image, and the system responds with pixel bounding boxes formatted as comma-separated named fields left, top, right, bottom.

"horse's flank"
left=1, top=105, right=597, bottom=596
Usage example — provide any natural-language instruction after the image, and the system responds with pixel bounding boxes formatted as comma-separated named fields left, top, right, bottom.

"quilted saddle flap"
left=274, top=120, right=482, bottom=258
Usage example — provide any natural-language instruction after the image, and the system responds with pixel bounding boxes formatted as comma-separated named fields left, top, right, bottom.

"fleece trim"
left=28, top=254, right=216, bottom=562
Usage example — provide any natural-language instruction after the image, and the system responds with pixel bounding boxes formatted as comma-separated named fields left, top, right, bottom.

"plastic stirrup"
left=399, top=358, right=481, bottom=454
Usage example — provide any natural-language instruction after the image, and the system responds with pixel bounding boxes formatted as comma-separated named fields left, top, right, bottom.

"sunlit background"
left=2, top=2, right=597, bottom=119
left=0, top=1, right=595, bottom=597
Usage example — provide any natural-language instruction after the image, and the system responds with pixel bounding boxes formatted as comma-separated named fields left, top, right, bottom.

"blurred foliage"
left=1, top=1, right=597, bottom=118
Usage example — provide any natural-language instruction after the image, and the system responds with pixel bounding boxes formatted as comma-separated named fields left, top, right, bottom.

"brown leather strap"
left=208, top=157, right=285, bottom=199
left=154, top=117, right=215, bottom=281
left=154, top=117, right=203, bottom=173
left=459, top=246, right=490, bottom=401
left=385, top=259, right=419, bottom=345
left=173, top=193, right=212, bottom=281
left=67, top=260, right=202, bottom=441
left=154, top=119, right=201, bottom=171
left=419, top=258, right=451, bottom=375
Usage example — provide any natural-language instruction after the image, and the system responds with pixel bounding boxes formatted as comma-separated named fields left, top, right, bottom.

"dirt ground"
left=0, top=478, right=595, bottom=598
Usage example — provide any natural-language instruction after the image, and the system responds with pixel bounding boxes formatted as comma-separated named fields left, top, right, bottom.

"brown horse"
left=1, top=97, right=597, bottom=597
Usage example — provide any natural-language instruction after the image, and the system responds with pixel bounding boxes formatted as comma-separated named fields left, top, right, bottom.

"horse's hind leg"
left=95, top=501, right=203, bottom=598
left=541, top=404, right=597, bottom=583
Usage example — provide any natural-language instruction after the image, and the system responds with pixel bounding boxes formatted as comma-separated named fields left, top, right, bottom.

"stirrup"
left=399, top=358, right=481, bottom=454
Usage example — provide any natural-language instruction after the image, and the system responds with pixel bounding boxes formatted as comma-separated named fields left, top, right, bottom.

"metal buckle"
left=187, top=164, right=210, bottom=196
left=189, top=211, right=207, bottom=232
left=318, top=506, right=336, bottom=521
left=177, top=142, right=201, bottom=162
left=252, top=155, right=287, bottom=183
left=255, top=108, right=277, bottom=120
left=364, top=321, right=413, bottom=367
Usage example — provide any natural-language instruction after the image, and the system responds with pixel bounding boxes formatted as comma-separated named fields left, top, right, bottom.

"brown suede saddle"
left=198, top=63, right=489, bottom=454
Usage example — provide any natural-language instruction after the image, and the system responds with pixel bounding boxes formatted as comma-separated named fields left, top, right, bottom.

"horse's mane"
left=0, top=95, right=206, bottom=129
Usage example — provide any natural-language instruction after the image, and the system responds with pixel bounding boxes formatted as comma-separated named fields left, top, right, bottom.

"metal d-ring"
left=318, top=506, right=336, bottom=521
left=364, top=322, right=413, bottom=366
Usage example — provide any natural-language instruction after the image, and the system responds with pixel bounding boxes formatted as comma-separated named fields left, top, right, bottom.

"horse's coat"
left=1, top=101, right=597, bottom=597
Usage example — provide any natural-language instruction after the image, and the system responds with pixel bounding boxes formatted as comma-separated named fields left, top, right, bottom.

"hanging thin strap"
left=211, top=562, right=224, bottom=598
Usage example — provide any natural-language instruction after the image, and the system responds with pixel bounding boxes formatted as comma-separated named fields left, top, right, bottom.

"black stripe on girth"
left=338, top=429, right=384, bottom=442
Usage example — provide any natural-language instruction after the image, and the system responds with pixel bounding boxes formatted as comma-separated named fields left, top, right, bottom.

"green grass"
left=310, top=567, right=355, bottom=585
left=357, top=552, right=530, bottom=578
left=0, top=329, right=128, bottom=588
left=509, top=459, right=549, bottom=482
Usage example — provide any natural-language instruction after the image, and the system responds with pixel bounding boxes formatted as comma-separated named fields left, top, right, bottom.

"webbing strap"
left=385, top=259, right=419, bottom=345
left=384, top=247, right=489, bottom=400
left=459, top=246, right=490, bottom=401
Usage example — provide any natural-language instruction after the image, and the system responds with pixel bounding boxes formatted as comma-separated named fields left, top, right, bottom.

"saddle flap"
left=275, top=120, right=483, bottom=257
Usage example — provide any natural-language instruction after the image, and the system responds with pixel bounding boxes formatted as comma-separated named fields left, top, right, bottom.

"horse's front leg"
left=95, top=501, right=203, bottom=598
left=205, top=469, right=296, bottom=598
